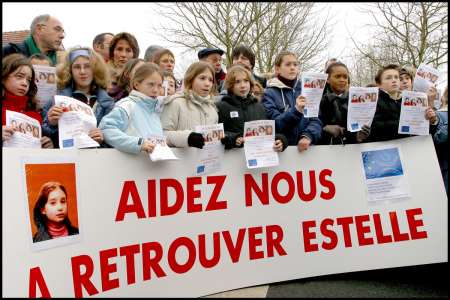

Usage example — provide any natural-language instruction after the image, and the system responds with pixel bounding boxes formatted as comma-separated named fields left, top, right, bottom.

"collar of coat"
left=266, top=76, right=300, bottom=90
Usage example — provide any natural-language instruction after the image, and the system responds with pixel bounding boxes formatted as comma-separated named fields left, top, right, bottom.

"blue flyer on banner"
left=361, top=146, right=411, bottom=203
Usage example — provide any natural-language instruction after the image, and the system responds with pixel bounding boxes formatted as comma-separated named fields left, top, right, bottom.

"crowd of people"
left=2, top=14, right=448, bottom=198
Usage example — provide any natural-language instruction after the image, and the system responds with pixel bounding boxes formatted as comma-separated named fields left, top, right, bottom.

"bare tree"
left=154, top=2, right=331, bottom=74
left=350, top=2, right=448, bottom=69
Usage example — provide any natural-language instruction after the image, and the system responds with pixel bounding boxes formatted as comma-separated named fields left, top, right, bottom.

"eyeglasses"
left=39, top=24, right=65, bottom=34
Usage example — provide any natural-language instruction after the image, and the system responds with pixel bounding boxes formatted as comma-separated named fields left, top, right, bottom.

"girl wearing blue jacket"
left=42, top=47, right=114, bottom=147
left=262, top=51, right=322, bottom=151
left=99, top=63, right=164, bottom=154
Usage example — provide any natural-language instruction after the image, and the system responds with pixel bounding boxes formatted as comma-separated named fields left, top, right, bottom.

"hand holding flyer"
left=147, top=135, right=178, bottom=161
left=55, top=95, right=100, bottom=149
left=301, top=72, right=328, bottom=118
left=413, top=64, right=440, bottom=94
left=243, top=120, right=279, bottom=169
left=347, top=87, right=379, bottom=132
left=194, top=123, right=225, bottom=175
left=3, top=110, right=42, bottom=148
left=398, top=90, right=429, bottom=136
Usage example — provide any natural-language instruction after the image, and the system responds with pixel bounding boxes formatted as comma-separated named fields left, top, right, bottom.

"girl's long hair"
left=33, top=181, right=74, bottom=241
left=2, top=53, right=38, bottom=110
left=56, top=47, right=110, bottom=91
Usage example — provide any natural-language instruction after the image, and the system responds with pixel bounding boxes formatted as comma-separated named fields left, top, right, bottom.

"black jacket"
left=366, top=89, right=409, bottom=143
left=253, top=73, right=267, bottom=88
left=2, top=41, right=31, bottom=58
left=216, top=93, right=288, bottom=150
left=318, top=90, right=358, bottom=145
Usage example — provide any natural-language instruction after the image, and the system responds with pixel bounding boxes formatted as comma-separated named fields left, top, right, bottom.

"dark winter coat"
left=216, top=93, right=288, bottom=150
left=365, top=89, right=410, bottom=143
left=2, top=41, right=30, bottom=58
left=262, top=77, right=322, bottom=146
left=318, top=90, right=358, bottom=145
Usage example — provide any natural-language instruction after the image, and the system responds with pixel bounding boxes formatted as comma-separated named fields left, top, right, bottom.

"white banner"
left=2, top=136, right=447, bottom=297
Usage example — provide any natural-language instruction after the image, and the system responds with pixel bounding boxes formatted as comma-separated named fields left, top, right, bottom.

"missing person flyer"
left=243, top=120, right=278, bottom=169
left=398, top=90, right=429, bottom=136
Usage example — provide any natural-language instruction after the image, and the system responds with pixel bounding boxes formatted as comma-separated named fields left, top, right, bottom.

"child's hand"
left=88, top=128, right=104, bottom=143
left=273, top=139, right=284, bottom=152
left=40, top=136, right=54, bottom=148
left=236, top=136, right=244, bottom=147
left=47, top=105, right=64, bottom=126
left=295, top=95, right=306, bottom=113
left=324, top=125, right=344, bottom=138
left=297, top=136, right=311, bottom=152
left=2, top=125, right=15, bottom=141
left=141, top=140, right=156, bottom=154
left=356, top=124, right=371, bottom=142
left=425, top=107, right=438, bottom=124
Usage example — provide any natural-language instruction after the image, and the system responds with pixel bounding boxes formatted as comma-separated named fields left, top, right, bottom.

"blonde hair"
left=274, top=51, right=298, bottom=67
left=183, top=61, right=216, bottom=96
left=224, top=65, right=255, bottom=94
left=130, top=62, right=163, bottom=91
left=56, top=47, right=110, bottom=91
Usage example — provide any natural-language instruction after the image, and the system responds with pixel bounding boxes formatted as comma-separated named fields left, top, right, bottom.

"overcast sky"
left=3, top=2, right=447, bottom=89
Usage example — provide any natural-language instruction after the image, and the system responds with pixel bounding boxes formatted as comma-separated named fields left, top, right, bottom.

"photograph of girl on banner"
left=32, top=181, right=79, bottom=243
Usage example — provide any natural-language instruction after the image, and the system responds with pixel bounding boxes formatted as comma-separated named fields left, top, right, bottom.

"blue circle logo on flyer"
left=401, top=126, right=410, bottom=133
left=248, top=159, right=257, bottom=167
left=361, top=148, right=404, bottom=179
left=351, top=123, right=359, bottom=130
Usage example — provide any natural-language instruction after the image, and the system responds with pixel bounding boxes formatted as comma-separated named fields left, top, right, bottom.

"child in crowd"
left=367, top=64, right=437, bottom=143
left=99, top=63, right=164, bottom=154
left=160, top=71, right=177, bottom=97
left=29, top=53, right=52, bottom=66
left=2, top=53, right=53, bottom=148
left=42, top=47, right=114, bottom=147
left=399, top=66, right=414, bottom=91
left=152, top=49, right=175, bottom=74
left=262, top=51, right=322, bottom=151
left=108, top=58, right=146, bottom=101
left=319, top=62, right=369, bottom=145
left=399, top=65, right=438, bottom=108
left=33, top=181, right=79, bottom=242
left=216, top=65, right=288, bottom=151
left=160, top=61, right=218, bottom=149
left=433, top=86, right=448, bottom=194
left=252, top=81, right=264, bottom=102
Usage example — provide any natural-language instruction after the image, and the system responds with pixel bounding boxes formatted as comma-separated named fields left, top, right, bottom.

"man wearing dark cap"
left=198, top=48, right=226, bottom=93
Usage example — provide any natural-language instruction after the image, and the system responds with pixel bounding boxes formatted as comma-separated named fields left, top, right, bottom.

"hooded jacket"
left=41, top=86, right=114, bottom=147
left=216, top=93, right=288, bottom=149
left=262, top=77, right=322, bottom=145
left=160, top=91, right=218, bottom=147
left=99, top=90, right=164, bottom=154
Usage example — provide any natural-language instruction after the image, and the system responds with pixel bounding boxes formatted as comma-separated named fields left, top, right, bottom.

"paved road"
left=206, top=262, right=448, bottom=298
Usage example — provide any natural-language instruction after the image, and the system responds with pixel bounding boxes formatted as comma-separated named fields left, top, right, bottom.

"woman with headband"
left=42, top=47, right=114, bottom=148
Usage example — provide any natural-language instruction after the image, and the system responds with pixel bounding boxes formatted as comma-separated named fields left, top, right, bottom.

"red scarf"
left=47, top=221, right=69, bottom=238
left=2, top=91, right=42, bottom=125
